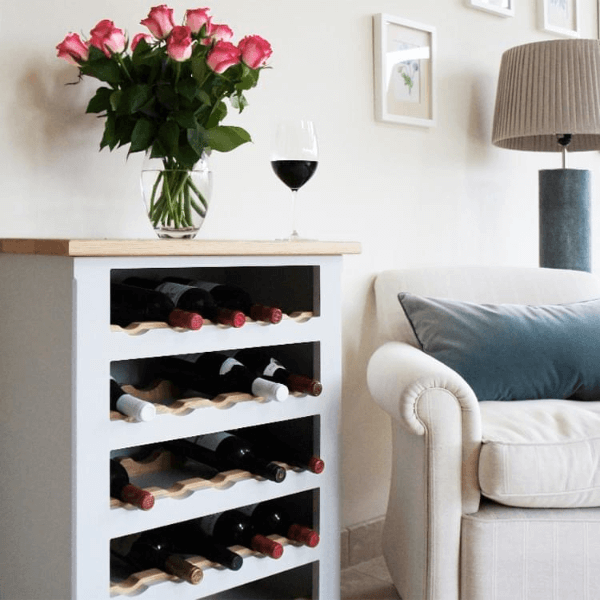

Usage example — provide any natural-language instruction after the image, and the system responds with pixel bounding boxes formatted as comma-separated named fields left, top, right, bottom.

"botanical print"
left=548, top=0, right=570, bottom=25
left=391, top=41, right=420, bottom=103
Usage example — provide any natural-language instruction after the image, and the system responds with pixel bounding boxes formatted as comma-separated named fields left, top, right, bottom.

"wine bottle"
left=158, top=520, right=243, bottom=571
left=110, top=459, right=155, bottom=510
left=201, top=510, right=284, bottom=558
left=123, top=277, right=245, bottom=328
left=165, top=276, right=283, bottom=324
left=236, top=425, right=325, bottom=474
left=159, top=353, right=289, bottom=402
left=161, top=438, right=220, bottom=480
left=111, top=282, right=202, bottom=330
left=234, top=348, right=322, bottom=396
left=110, top=377, right=156, bottom=422
left=113, top=532, right=203, bottom=584
left=183, top=433, right=286, bottom=483
left=240, top=501, right=320, bottom=547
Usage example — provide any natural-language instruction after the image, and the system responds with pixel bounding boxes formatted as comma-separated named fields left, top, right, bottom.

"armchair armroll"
left=368, top=341, right=484, bottom=600
left=367, top=341, right=481, bottom=437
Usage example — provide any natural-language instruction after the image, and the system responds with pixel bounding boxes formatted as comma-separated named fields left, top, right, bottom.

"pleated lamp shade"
left=492, top=39, right=600, bottom=152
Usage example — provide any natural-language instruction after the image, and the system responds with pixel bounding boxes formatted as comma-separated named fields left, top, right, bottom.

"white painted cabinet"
left=0, top=239, right=359, bottom=600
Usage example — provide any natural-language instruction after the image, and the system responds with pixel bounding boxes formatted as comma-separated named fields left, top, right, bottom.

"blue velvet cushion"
left=398, top=293, right=600, bottom=401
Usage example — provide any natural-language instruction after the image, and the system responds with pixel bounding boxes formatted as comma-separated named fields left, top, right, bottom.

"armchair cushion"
left=398, top=293, right=600, bottom=402
left=479, top=400, right=600, bottom=507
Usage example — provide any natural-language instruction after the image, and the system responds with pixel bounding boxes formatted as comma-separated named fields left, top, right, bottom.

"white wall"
left=1, top=0, right=598, bottom=527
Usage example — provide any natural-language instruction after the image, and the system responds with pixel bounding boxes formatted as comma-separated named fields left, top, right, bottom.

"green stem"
left=145, top=162, right=208, bottom=231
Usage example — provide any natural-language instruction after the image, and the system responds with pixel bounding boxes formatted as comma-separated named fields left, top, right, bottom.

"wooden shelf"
left=110, top=535, right=303, bottom=597
left=111, top=311, right=314, bottom=336
left=0, top=238, right=361, bottom=257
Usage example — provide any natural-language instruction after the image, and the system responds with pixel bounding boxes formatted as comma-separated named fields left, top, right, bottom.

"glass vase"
left=141, top=154, right=212, bottom=239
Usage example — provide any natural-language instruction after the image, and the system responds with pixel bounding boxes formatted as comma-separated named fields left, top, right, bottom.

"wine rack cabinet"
left=0, top=239, right=359, bottom=600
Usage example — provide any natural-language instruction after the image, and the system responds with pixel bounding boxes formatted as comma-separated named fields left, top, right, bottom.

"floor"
left=340, top=556, right=401, bottom=600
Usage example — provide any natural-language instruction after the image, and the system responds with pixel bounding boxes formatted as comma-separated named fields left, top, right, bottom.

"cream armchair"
left=367, top=266, right=600, bottom=600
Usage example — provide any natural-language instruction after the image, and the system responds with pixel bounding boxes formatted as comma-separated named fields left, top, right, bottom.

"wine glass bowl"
left=271, top=120, right=318, bottom=240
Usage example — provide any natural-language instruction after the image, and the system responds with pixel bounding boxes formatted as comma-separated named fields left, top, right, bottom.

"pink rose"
left=238, top=35, right=272, bottom=69
left=206, top=40, right=241, bottom=74
left=208, top=23, right=234, bottom=42
left=131, top=33, right=153, bottom=52
left=56, top=33, right=89, bottom=66
left=185, top=8, right=211, bottom=34
left=200, top=23, right=234, bottom=47
left=89, top=20, right=126, bottom=57
left=141, top=4, right=175, bottom=40
left=166, top=26, right=193, bottom=62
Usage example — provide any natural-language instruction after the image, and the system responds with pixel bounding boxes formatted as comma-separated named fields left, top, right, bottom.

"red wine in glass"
left=271, top=161, right=318, bottom=191
left=271, top=120, right=318, bottom=240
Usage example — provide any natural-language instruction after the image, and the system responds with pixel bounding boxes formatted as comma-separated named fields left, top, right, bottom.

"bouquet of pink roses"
left=57, top=5, right=271, bottom=232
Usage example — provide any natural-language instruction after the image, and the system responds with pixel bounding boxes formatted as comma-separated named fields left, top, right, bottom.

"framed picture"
left=373, top=14, right=436, bottom=127
left=468, top=0, right=514, bottom=18
left=539, top=0, right=579, bottom=37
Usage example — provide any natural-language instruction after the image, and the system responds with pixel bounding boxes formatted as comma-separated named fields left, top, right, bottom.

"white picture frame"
left=539, top=0, right=579, bottom=37
left=373, top=14, right=436, bottom=128
left=468, top=0, right=515, bottom=18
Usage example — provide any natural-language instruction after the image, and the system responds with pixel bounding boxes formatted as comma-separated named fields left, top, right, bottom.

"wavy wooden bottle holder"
left=110, top=533, right=298, bottom=597
left=110, top=380, right=305, bottom=422
left=110, top=311, right=314, bottom=336
left=111, top=450, right=299, bottom=509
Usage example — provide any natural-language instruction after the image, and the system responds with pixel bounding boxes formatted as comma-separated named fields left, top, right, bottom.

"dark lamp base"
left=539, top=169, right=591, bottom=272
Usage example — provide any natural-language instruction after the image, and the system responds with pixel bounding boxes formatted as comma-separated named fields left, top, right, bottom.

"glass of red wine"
left=271, top=120, right=318, bottom=240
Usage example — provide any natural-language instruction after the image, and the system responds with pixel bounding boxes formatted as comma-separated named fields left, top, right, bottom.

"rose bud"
left=89, top=19, right=126, bottom=57
left=200, top=23, right=234, bottom=47
left=56, top=33, right=89, bottom=66
left=208, top=23, right=234, bottom=42
left=238, top=35, right=272, bottom=69
left=141, top=4, right=175, bottom=40
left=185, top=8, right=211, bottom=34
left=130, top=33, right=152, bottom=53
left=206, top=40, right=241, bottom=74
left=167, top=25, right=193, bottom=62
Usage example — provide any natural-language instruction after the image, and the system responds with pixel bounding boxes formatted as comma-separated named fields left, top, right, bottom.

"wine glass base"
left=275, top=230, right=317, bottom=242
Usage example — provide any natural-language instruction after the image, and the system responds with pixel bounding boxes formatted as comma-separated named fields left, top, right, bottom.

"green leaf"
left=177, top=78, right=199, bottom=102
left=229, top=93, right=248, bottom=113
left=156, top=84, right=179, bottom=110
left=158, top=121, right=180, bottom=156
left=191, top=56, right=208, bottom=85
left=149, top=139, right=168, bottom=159
left=121, top=84, right=152, bottom=115
left=175, top=141, right=203, bottom=170
left=100, top=114, right=118, bottom=151
left=129, top=118, right=156, bottom=153
left=173, top=110, right=198, bottom=129
left=80, top=57, right=122, bottom=85
left=236, top=64, right=260, bottom=91
left=206, top=101, right=227, bottom=129
left=132, top=37, right=152, bottom=58
left=197, top=90, right=211, bottom=105
left=110, top=90, right=123, bottom=112
left=139, top=96, right=157, bottom=117
left=115, top=117, right=136, bottom=147
left=205, top=125, right=251, bottom=153
left=187, top=126, right=208, bottom=157
left=86, top=87, right=113, bottom=114
left=87, top=46, right=108, bottom=62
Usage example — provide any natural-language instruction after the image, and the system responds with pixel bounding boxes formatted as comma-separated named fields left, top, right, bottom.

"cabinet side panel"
left=0, top=255, right=74, bottom=600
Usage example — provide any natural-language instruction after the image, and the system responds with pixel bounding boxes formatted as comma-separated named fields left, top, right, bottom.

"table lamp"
left=492, top=39, right=600, bottom=272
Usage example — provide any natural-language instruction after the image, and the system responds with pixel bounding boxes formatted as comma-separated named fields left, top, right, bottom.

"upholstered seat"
left=367, top=266, right=600, bottom=600
left=479, top=400, right=600, bottom=508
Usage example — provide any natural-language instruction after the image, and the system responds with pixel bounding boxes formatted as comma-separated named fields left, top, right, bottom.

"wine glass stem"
left=290, top=189, right=299, bottom=240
